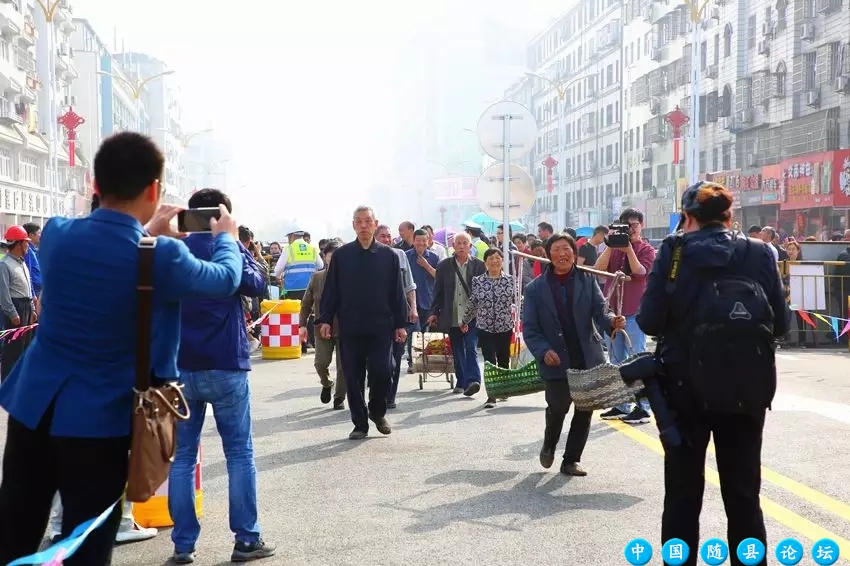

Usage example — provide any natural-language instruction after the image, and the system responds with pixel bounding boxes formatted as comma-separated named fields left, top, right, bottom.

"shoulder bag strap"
left=452, top=259, right=471, bottom=297
left=135, top=237, right=157, bottom=392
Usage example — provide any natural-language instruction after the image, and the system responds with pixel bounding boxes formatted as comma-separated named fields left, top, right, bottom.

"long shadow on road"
left=381, top=470, right=643, bottom=533
left=203, top=439, right=360, bottom=482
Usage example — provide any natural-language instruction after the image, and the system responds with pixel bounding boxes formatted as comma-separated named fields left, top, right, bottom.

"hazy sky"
left=73, top=0, right=564, bottom=237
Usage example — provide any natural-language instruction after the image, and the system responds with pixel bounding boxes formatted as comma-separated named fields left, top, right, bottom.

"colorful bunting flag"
left=830, top=316, right=841, bottom=342
left=841, top=320, right=850, bottom=339
left=797, top=310, right=817, bottom=328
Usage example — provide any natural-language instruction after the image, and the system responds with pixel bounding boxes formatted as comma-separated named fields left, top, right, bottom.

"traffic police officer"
left=636, top=181, right=789, bottom=566
left=463, top=221, right=490, bottom=259
left=273, top=229, right=324, bottom=301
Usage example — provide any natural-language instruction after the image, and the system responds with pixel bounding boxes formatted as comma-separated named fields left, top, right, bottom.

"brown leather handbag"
left=126, top=237, right=191, bottom=503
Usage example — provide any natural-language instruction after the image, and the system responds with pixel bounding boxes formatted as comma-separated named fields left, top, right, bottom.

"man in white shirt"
left=422, top=224, right=447, bottom=261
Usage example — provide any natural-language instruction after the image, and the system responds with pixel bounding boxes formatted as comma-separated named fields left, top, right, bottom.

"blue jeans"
left=448, top=323, right=481, bottom=389
left=169, top=370, right=260, bottom=552
left=606, top=315, right=651, bottom=413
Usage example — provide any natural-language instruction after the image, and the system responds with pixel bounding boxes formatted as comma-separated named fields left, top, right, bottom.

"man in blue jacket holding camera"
left=168, top=188, right=276, bottom=564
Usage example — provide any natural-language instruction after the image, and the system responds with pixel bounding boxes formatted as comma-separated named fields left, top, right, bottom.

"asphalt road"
left=2, top=347, right=850, bottom=565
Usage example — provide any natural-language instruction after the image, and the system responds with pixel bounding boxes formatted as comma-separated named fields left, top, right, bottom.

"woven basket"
left=567, top=329, right=645, bottom=411
left=483, top=360, right=544, bottom=398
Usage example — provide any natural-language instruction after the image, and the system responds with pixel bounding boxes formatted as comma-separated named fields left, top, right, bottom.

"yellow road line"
left=603, top=419, right=850, bottom=561
left=707, top=441, right=850, bottom=525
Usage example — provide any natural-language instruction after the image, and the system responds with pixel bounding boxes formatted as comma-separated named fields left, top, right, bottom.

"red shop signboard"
left=779, top=153, right=834, bottom=210
left=832, top=149, right=850, bottom=207
left=761, top=164, right=781, bottom=204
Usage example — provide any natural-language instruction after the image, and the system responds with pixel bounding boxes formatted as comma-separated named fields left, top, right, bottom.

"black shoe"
left=484, top=397, right=496, bottom=408
left=560, top=461, right=587, bottom=476
left=333, top=399, right=345, bottom=410
left=171, top=550, right=195, bottom=564
left=320, top=386, right=332, bottom=404
left=372, top=417, right=392, bottom=435
left=539, top=446, right=555, bottom=469
left=231, top=539, right=276, bottom=562
left=600, top=407, right=629, bottom=420
left=463, top=382, right=481, bottom=396
left=622, top=407, right=651, bottom=424
left=349, top=428, right=367, bottom=440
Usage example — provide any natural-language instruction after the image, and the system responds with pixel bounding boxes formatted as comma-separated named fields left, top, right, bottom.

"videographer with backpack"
left=636, top=181, right=789, bottom=566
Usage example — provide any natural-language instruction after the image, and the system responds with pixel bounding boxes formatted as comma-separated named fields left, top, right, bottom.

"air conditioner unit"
left=836, top=76, right=850, bottom=93
left=583, top=122, right=595, bottom=134
left=747, top=153, right=758, bottom=167
left=720, top=116, right=731, bottom=130
left=762, top=22, right=775, bottom=37
left=586, top=157, right=597, bottom=173
left=58, top=44, right=69, bottom=56
left=640, top=147, right=653, bottom=162
left=806, top=89, right=820, bottom=107
left=643, top=3, right=655, bottom=22
left=801, top=22, right=815, bottom=41
left=738, top=108, right=754, bottom=123
left=817, top=0, right=837, bottom=13
left=649, top=98, right=661, bottom=114
left=757, top=41, right=770, bottom=55
left=707, top=65, right=718, bottom=79
left=710, top=7, right=720, bottom=19
left=651, top=46, right=664, bottom=62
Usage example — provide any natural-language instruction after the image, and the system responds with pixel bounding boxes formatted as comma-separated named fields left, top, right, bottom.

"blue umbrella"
left=575, top=226, right=594, bottom=238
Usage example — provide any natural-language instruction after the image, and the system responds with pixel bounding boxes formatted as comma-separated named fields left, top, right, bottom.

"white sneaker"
left=249, top=338, right=261, bottom=354
left=115, top=522, right=157, bottom=544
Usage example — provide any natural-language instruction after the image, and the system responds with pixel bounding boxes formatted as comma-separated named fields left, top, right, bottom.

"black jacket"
left=637, top=226, right=790, bottom=365
left=429, top=256, right=486, bottom=333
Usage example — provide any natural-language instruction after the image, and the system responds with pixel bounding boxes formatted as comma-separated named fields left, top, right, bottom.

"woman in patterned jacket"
left=462, top=248, right=516, bottom=408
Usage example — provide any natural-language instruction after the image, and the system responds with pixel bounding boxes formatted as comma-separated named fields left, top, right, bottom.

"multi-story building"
left=386, top=20, right=528, bottom=230
left=184, top=135, right=229, bottom=191
left=527, top=0, right=625, bottom=230
left=729, top=0, right=850, bottom=236
left=119, top=52, right=188, bottom=204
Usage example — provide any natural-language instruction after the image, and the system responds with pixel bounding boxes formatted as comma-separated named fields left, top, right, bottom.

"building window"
left=804, top=52, right=817, bottom=89
left=722, top=143, right=732, bottom=170
left=699, top=151, right=707, bottom=173
left=775, top=61, right=786, bottom=97
left=724, top=24, right=733, bottom=58
left=19, top=156, right=38, bottom=185
left=713, top=34, right=720, bottom=66
left=747, top=16, right=756, bottom=50
left=0, top=148, right=10, bottom=179
left=700, top=41, right=707, bottom=70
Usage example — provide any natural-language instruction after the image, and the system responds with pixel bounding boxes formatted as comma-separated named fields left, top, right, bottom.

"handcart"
left=411, top=331, right=455, bottom=390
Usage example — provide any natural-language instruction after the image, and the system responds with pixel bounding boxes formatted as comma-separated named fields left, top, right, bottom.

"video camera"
left=605, top=223, right=631, bottom=248
left=618, top=354, right=682, bottom=449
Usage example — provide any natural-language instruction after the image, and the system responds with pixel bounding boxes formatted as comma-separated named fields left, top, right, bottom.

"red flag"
left=797, top=310, right=817, bottom=328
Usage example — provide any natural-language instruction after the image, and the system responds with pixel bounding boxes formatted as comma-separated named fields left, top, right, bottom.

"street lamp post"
left=683, top=0, right=712, bottom=186
left=96, top=69, right=175, bottom=132
left=34, top=0, right=63, bottom=217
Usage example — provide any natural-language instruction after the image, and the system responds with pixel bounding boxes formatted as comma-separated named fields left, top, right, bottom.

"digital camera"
left=605, top=223, right=631, bottom=248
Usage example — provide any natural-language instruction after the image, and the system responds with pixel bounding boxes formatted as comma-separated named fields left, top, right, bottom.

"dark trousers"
left=0, top=410, right=130, bottom=566
left=543, top=379, right=592, bottom=463
left=338, top=333, right=393, bottom=431
left=662, top=411, right=767, bottom=566
left=478, top=330, right=512, bottom=368
left=1, top=298, right=34, bottom=381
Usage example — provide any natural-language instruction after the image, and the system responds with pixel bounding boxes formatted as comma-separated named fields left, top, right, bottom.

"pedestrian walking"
left=317, top=206, right=408, bottom=440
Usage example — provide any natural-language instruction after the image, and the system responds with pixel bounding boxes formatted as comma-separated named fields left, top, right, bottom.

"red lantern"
left=58, top=107, right=86, bottom=167
left=664, top=106, right=689, bottom=165
left=542, top=154, right=559, bottom=193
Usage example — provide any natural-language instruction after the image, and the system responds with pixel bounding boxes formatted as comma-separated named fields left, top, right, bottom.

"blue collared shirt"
left=23, top=245, right=41, bottom=295
left=0, top=208, right=242, bottom=438
left=406, top=248, right=438, bottom=312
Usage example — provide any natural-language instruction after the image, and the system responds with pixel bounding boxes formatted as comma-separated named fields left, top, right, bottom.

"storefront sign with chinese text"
left=761, top=164, right=781, bottom=204
left=779, top=154, right=833, bottom=210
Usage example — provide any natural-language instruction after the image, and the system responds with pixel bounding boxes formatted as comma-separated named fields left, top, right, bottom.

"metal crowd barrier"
left=777, top=260, right=850, bottom=351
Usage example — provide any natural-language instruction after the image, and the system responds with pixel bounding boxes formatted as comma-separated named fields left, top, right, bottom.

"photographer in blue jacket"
left=168, top=188, right=276, bottom=564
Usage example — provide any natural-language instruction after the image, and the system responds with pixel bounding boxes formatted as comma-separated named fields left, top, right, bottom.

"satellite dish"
left=476, top=163, right=535, bottom=221
left=476, top=101, right=537, bottom=161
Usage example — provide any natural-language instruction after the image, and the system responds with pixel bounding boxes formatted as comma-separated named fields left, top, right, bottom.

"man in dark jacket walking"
left=636, top=181, right=789, bottom=566
left=169, top=189, right=275, bottom=564
left=317, top=205, right=408, bottom=440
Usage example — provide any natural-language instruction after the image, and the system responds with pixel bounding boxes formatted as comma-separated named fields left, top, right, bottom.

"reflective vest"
left=283, top=239, right=318, bottom=292
left=472, top=239, right=489, bottom=259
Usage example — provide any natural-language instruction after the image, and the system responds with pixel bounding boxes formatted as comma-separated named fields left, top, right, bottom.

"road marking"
left=603, top=419, right=850, bottom=560
left=772, top=392, right=850, bottom=426
left=777, top=352, right=801, bottom=361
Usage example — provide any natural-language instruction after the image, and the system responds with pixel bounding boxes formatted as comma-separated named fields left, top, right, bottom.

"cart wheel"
left=418, top=374, right=424, bottom=390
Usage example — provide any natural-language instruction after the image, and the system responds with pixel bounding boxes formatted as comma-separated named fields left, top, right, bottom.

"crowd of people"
left=0, top=128, right=794, bottom=566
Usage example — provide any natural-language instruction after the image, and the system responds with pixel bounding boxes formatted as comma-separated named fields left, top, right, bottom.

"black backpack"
left=670, top=235, right=777, bottom=413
